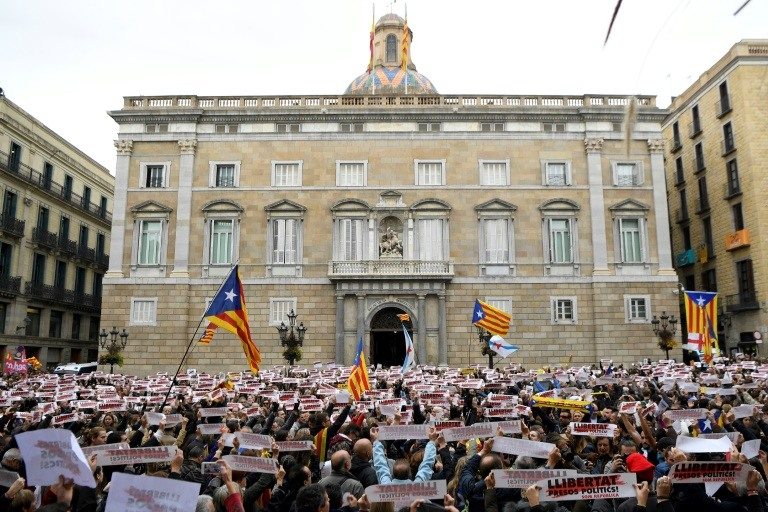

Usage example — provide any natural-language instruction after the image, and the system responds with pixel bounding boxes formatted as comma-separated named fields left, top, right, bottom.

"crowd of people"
left=1, top=355, right=768, bottom=512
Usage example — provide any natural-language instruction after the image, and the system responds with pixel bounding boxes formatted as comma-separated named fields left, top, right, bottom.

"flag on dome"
left=401, top=17, right=410, bottom=71
left=472, top=300, right=511, bottom=336
left=488, top=335, right=519, bottom=359
left=347, top=337, right=370, bottom=400
left=367, top=6, right=375, bottom=72
left=202, top=265, right=261, bottom=372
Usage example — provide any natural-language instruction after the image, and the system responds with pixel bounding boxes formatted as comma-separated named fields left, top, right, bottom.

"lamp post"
left=651, top=311, right=678, bottom=360
left=277, top=309, right=306, bottom=366
left=99, top=326, right=129, bottom=373
left=477, top=327, right=494, bottom=369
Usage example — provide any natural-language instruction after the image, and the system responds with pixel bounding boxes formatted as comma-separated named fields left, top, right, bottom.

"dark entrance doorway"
left=370, top=307, right=412, bottom=368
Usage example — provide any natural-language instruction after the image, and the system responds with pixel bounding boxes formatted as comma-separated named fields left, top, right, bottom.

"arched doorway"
left=370, top=307, right=413, bottom=368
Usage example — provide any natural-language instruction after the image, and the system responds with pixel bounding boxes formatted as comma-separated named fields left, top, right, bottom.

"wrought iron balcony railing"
left=0, top=213, right=25, bottom=238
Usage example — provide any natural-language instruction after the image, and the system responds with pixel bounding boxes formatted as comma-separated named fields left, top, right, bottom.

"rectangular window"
left=485, top=298, right=511, bottom=315
left=144, top=164, right=167, bottom=188
left=49, top=310, right=63, bottom=338
left=31, top=253, right=46, bottom=285
left=63, top=175, right=73, bottom=200
left=691, top=105, right=701, bottom=135
left=82, top=186, right=91, bottom=208
left=726, top=159, right=740, bottom=196
left=614, top=162, right=642, bottom=186
left=0, top=303, right=5, bottom=334
left=548, top=218, right=572, bottom=263
left=8, top=142, right=21, bottom=171
left=215, top=123, right=239, bottom=134
left=551, top=297, right=577, bottom=324
left=543, top=122, right=565, bottom=133
left=417, top=218, right=444, bottom=260
left=71, top=314, right=81, bottom=340
left=415, top=161, right=445, bottom=186
left=675, top=157, right=684, bottom=184
left=719, top=82, right=731, bottom=114
left=336, top=161, right=367, bottom=187
left=145, top=123, right=168, bottom=133
left=272, top=162, right=302, bottom=187
left=130, top=298, right=157, bottom=325
left=276, top=123, right=300, bottom=133
left=619, top=218, right=643, bottom=263
left=0, top=242, right=11, bottom=278
left=732, top=203, right=744, bottom=231
left=418, top=123, right=441, bottom=132
left=79, top=225, right=89, bottom=249
left=479, top=160, right=509, bottom=186
left=701, top=268, right=717, bottom=292
left=480, top=123, right=505, bottom=132
left=702, top=217, right=714, bottom=257
left=737, top=259, right=755, bottom=303
left=210, top=219, right=234, bottom=265
left=340, top=123, right=364, bottom=133
left=339, top=219, right=363, bottom=261
left=269, top=298, right=297, bottom=326
left=54, top=260, right=67, bottom=289
left=694, top=143, right=705, bottom=171
left=625, top=296, right=649, bottom=322
left=215, top=164, right=236, bottom=188
left=37, top=207, right=49, bottom=231
left=723, top=122, right=735, bottom=153
left=2, top=190, right=17, bottom=218
left=672, top=122, right=681, bottom=147
left=483, top=218, right=509, bottom=263
left=96, top=233, right=105, bottom=256
left=138, top=220, right=162, bottom=265
left=682, top=226, right=692, bottom=251
left=684, top=274, right=696, bottom=292
left=74, top=267, right=86, bottom=295
left=272, top=219, right=297, bottom=264
left=100, top=196, right=108, bottom=218
left=93, top=272, right=102, bottom=298
left=43, top=162, right=53, bottom=189
left=698, top=176, right=709, bottom=211
left=679, top=189, right=688, bottom=220
left=544, top=162, right=570, bottom=186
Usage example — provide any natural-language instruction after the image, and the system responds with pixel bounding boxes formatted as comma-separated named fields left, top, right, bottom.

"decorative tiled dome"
left=345, top=66, right=438, bottom=96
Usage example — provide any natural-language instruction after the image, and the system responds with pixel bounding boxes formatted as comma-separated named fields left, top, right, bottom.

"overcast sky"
left=1, top=0, right=765, bottom=172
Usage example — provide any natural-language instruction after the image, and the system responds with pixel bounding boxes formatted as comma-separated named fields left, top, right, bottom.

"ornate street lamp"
left=99, top=326, right=129, bottom=373
left=477, top=327, right=494, bottom=369
left=651, top=311, right=678, bottom=360
left=277, top=310, right=306, bottom=366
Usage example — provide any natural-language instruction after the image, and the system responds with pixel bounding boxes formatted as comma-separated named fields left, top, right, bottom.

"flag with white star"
left=684, top=290, right=719, bottom=362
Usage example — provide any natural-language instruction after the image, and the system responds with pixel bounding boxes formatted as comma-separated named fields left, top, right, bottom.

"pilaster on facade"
left=335, top=294, right=345, bottom=364
left=170, top=139, right=197, bottom=278
left=107, top=139, right=133, bottom=278
left=584, top=138, right=609, bottom=276
left=647, top=138, right=675, bottom=274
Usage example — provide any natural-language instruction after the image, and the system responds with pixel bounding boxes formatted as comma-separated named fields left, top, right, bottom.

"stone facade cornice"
left=584, top=138, right=604, bottom=153
left=178, top=139, right=197, bottom=155
left=114, top=139, right=133, bottom=156
left=647, top=139, right=664, bottom=153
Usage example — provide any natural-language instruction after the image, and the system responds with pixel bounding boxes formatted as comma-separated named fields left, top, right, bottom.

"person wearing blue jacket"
left=369, top=425, right=438, bottom=483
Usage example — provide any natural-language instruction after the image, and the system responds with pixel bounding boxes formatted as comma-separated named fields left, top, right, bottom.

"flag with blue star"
left=201, top=265, right=261, bottom=372
left=472, top=299, right=511, bottom=336
left=683, top=290, right=719, bottom=362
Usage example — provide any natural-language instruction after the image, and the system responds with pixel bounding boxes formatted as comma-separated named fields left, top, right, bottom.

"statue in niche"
left=379, top=227, right=403, bottom=258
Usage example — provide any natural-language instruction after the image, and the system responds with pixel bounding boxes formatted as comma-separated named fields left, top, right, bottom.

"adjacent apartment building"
left=105, top=14, right=678, bottom=374
left=0, top=91, right=114, bottom=368
left=663, top=40, right=768, bottom=356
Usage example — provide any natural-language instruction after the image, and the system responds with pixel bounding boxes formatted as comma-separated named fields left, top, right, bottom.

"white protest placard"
left=667, top=409, right=707, bottom=421
left=105, top=472, right=200, bottom=512
left=493, top=420, right=522, bottom=435
left=378, top=425, right=429, bottom=441
left=198, top=423, right=225, bottom=435
left=378, top=399, right=404, bottom=417
left=442, top=423, right=496, bottom=442
left=15, top=429, right=96, bottom=488
left=335, top=391, right=350, bottom=404
left=698, top=432, right=740, bottom=443
left=619, top=402, right=638, bottom=415
left=221, top=455, right=278, bottom=474
left=569, top=422, right=618, bottom=437
left=0, top=468, right=20, bottom=487
left=81, top=442, right=130, bottom=456
left=732, top=404, right=757, bottom=419
left=491, top=436, right=555, bottom=459
left=300, top=401, right=324, bottom=412
left=97, top=401, right=127, bottom=413
left=431, top=421, right=463, bottom=432
left=51, top=412, right=80, bottom=426
left=492, top=468, right=576, bottom=489
left=741, top=439, right=761, bottom=459
left=669, top=462, right=751, bottom=483
left=365, top=480, right=447, bottom=504
left=539, top=473, right=637, bottom=502
left=675, top=435, right=732, bottom=453
left=274, top=440, right=315, bottom=452
left=235, top=432, right=274, bottom=450
left=487, top=408, right=517, bottom=418
left=164, top=414, right=184, bottom=426
left=97, top=445, right=176, bottom=466
left=199, top=407, right=228, bottom=418
left=145, top=412, right=166, bottom=426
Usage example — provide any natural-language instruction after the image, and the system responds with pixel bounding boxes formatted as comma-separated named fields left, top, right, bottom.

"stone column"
left=648, top=139, right=675, bottom=274
left=585, top=138, right=609, bottom=275
left=106, top=140, right=133, bottom=278
left=417, top=294, right=426, bottom=364
left=171, top=139, right=197, bottom=278
left=356, top=295, right=366, bottom=349
left=335, top=295, right=345, bottom=364
left=438, top=294, right=447, bottom=364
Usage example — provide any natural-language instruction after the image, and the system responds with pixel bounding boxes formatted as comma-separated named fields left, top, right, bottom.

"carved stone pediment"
left=608, top=198, right=650, bottom=212
left=474, top=198, right=518, bottom=213
left=331, top=199, right=371, bottom=214
left=377, top=190, right=405, bottom=208
left=201, top=199, right=244, bottom=213
left=410, top=198, right=451, bottom=211
left=130, top=200, right=173, bottom=214
left=538, top=198, right=580, bottom=213
left=264, top=199, right=307, bottom=213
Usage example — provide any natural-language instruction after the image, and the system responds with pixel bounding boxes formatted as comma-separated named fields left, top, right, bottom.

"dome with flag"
left=345, top=67, right=437, bottom=95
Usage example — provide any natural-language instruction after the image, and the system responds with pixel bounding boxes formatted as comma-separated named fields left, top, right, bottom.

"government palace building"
left=104, top=14, right=679, bottom=374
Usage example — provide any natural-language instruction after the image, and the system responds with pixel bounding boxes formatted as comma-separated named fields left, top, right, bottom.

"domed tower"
left=344, top=14, right=438, bottom=96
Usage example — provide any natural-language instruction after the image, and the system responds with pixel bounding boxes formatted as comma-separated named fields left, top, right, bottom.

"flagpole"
left=159, top=260, right=240, bottom=410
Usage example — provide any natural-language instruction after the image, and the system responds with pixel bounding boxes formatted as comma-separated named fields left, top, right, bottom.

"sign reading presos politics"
left=15, top=429, right=96, bottom=488
left=377, top=425, right=429, bottom=441
left=221, top=455, right=278, bottom=474
left=96, top=446, right=176, bottom=466
left=442, top=423, right=496, bottom=442
left=539, top=473, right=637, bottom=502
left=81, top=442, right=130, bottom=457
left=491, top=436, right=555, bottom=459
left=365, top=480, right=447, bottom=503
left=199, top=407, right=229, bottom=418
left=669, top=462, right=751, bottom=483
left=105, top=472, right=200, bottom=512
left=491, top=469, right=576, bottom=489
left=569, top=422, right=618, bottom=437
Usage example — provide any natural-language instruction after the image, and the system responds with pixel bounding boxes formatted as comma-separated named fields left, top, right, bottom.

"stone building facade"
left=105, top=15, right=678, bottom=374
left=662, top=40, right=768, bottom=356
left=0, top=92, right=113, bottom=367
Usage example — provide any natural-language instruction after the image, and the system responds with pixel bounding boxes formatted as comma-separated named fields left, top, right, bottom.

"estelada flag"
left=472, top=299, right=511, bottom=336
left=684, top=291, right=718, bottom=360
left=203, top=265, right=261, bottom=372
left=347, top=337, right=370, bottom=400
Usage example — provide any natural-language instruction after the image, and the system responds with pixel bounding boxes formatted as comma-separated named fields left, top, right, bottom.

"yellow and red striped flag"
left=401, top=18, right=410, bottom=71
left=472, top=299, right=511, bottom=336
left=684, top=291, right=718, bottom=362
left=199, top=323, right=216, bottom=345
left=397, top=313, right=410, bottom=322
left=347, top=337, right=370, bottom=400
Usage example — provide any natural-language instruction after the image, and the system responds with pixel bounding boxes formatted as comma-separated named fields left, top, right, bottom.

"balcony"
left=675, top=248, right=697, bottom=268
left=77, top=244, right=96, bottom=263
left=95, top=252, right=109, bottom=269
left=674, top=208, right=690, bottom=224
left=0, top=274, right=22, bottom=298
left=688, top=121, right=702, bottom=139
left=716, top=99, right=732, bottom=118
left=328, top=259, right=454, bottom=280
left=723, top=182, right=742, bottom=199
left=57, top=236, right=77, bottom=258
left=725, top=229, right=750, bottom=251
left=0, top=149, right=111, bottom=224
left=0, top=213, right=25, bottom=238
left=31, top=227, right=58, bottom=251
left=725, top=292, right=760, bottom=313
left=697, top=244, right=713, bottom=264
left=695, top=197, right=710, bottom=214
left=721, top=139, right=736, bottom=156
left=25, top=281, right=101, bottom=313
left=669, top=137, right=682, bottom=153
left=693, top=157, right=706, bottom=174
